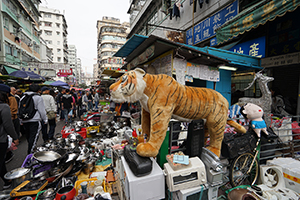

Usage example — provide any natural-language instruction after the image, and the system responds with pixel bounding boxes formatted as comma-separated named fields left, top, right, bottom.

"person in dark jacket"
left=0, top=84, right=19, bottom=189
left=61, top=89, right=73, bottom=124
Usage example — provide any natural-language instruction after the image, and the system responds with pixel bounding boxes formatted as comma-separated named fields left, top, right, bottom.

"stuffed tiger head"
left=109, top=68, right=146, bottom=103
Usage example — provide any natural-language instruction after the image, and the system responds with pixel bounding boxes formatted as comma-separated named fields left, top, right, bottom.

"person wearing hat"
left=41, top=87, right=57, bottom=142
left=0, top=84, right=19, bottom=189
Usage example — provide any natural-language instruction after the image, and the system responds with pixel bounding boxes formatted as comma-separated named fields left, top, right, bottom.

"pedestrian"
left=87, top=91, right=93, bottom=111
left=56, top=89, right=65, bottom=120
left=61, top=89, right=73, bottom=125
left=94, top=91, right=100, bottom=110
left=79, top=91, right=88, bottom=118
left=20, top=84, right=48, bottom=154
left=5, top=87, right=20, bottom=163
left=41, top=87, right=57, bottom=142
left=0, top=84, right=19, bottom=189
left=71, top=89, right=78, bottom=118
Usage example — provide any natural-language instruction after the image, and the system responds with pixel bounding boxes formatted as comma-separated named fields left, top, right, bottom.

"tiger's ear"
left=134, top=68, right=146, bottom=77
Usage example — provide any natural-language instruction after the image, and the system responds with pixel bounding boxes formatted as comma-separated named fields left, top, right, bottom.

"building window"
left=56, top=15, right=60, bottom=20
left=57, top=57, right=61, bottom=62
left=44, top=22, right=52, bottom=27
left=5, top=43, right=12, bottom=55
left=45, top=40, right=52, bottom=45
left=56, top=31, right=60, bottom=35
left=4, top=17, right=9, bottom=30
left=57, top=41, right=60, bottom=45
left=13, top=48, right=19, bottom=57
left=13, top=25, right=18, bottom=34
left=56, top=23, right=60, bottom=28
left=57, top=49, right=61, bottom=54
left=44, top=13, right=51, bottom=18
left=45, top=30, right=52, bottom=36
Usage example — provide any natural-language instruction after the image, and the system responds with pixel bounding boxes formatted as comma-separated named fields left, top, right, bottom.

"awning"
left=216, top=0, right=300, bottom=44
left=114, top=34, right=261, bottom=71
left=4, top=66, right=18, bottom=74
left=102, top=70, right=126, bottom=78
left=114, top=34, right=148, bottom=57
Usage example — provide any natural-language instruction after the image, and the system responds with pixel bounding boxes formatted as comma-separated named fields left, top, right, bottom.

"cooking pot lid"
left=4, top=167, right=31, bottom=179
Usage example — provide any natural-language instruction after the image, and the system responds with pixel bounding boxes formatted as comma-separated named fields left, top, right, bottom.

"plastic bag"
left=68, top=109, right=73, bottom=117
left=270, top=117, right=292, bottom=142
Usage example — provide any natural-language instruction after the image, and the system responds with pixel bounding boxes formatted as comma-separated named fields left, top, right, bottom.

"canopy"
left=43, top=81, right=55, bottom=85
left=216, top=0, right=300, bottom=44
left=49, top=80, right=68, bottom=86
left=9, top=70, right=45, bottom=81
left=113, top=34, right=261, bottom=71
left=4, top=66, right=18, bottom=74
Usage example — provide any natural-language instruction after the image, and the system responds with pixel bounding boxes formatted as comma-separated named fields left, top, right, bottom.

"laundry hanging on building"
left=194, top=0, right=209, bottom=12
left=172, top=2, right=183, bottom=20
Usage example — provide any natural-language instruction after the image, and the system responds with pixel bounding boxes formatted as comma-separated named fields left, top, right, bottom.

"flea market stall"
left=3, top=34, right=300, bottom=200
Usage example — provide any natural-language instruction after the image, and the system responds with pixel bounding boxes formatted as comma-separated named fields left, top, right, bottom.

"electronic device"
left=185, top=119, right=204, bottom=158
left=164, top=157, right=207, bottom=192
left=121, top=156, right=165, bottom=200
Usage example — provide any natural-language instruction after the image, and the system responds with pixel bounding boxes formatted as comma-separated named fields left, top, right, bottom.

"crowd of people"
left=0, top=83, right=105, bottom=189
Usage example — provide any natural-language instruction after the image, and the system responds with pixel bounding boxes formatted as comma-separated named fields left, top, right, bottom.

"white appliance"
left=121, top=156, right=165, bottom=200
left=260, top=165, right=285, bottom=190
left=164, top=157, right=207, bottom=192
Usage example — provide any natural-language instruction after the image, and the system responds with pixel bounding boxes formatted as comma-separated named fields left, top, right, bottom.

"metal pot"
left=83, top=158, right=96, bottom=174
left=4, top=168, right=32, bottom=188
left=56, top=186, right=76, bottom=200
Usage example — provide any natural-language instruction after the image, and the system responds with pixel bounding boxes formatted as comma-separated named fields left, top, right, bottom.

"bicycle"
left=228, top=136, right=261, bottom=187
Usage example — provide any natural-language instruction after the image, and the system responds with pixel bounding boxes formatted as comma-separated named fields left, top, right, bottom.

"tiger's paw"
left=136, top=142, right=158, bottom=157
left=206, top=146, right=221, bottom=157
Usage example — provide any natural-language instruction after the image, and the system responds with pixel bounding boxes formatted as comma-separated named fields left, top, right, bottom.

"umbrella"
left=49, top=80, right=69, bottom=86
left=9, top=70, right=45, bottom=81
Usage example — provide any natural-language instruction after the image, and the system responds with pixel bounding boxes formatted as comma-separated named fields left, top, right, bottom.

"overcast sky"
left=40, top=0, right=130, bottom=74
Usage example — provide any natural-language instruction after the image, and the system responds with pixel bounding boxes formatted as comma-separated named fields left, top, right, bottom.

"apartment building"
left=77, top=58, right=82, bottom=84
left=39, top=6, right=68, bottom=64
left=0, top=0, right=42, bottom=74
left=96, top=16, right=130, bottom=78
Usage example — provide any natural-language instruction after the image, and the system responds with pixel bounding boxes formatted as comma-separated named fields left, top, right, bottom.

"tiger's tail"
left=227, top=120, right=247, bottom=133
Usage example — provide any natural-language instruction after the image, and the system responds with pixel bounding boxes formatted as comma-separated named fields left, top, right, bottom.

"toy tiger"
left=109, top=68, right=246, bottom=157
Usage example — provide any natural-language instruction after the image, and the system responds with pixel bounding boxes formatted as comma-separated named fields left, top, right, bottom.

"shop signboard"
left=57, top=68, right=73, bottom=77
left=186, top=0, right=238, bottom=45
left=40, top=69, right=56, bottom=77
left=261, top=52, right=300, bottom=68
left=228, top=36, right=266, bottom=58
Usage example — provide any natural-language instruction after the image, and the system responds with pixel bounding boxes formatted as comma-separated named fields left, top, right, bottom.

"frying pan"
left=33, top=151, right=62, bottom=163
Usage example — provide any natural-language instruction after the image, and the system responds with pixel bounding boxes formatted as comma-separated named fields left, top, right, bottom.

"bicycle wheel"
left=229, top=152, right=259, bottom=187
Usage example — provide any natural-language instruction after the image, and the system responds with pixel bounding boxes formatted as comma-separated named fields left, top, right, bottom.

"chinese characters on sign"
left=57, top=69, right=73, bottom=77
left=186, top=0, right=238, bottom=45
left=229, top=37, right=266, bottom=58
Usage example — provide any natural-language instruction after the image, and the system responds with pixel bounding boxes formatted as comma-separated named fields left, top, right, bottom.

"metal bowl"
left=87, top=120, right=97, bottom=127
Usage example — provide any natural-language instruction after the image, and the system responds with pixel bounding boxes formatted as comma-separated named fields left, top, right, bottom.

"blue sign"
left=210, top=37, right=217, bottom=46
left=229, top=37, right=266, bottom=58
left=186, top=0, right=238, bottom=45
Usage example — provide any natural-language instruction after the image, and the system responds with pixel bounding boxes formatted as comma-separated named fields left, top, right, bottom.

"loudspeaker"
left=185, top=119, right=205, bottom=158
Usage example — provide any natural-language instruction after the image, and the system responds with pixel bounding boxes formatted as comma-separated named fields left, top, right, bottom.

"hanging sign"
left=57, top=68, right=73, bottom=77
left=186, top=0, right=238, bottom=45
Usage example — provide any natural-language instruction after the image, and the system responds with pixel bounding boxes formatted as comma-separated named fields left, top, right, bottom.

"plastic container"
left=74, top=178, right=107, bottom=196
